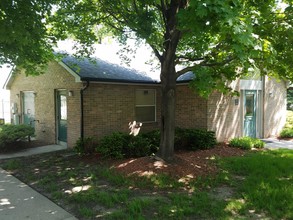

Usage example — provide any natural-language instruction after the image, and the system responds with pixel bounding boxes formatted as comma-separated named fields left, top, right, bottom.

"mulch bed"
left=111, top=144, right=246, bottom=179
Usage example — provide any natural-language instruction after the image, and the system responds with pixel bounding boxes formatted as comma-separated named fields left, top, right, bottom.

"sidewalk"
left=0, top=145, right=67, bottom=160
left=0, top=145, right=78, bottom=220
left=263, top=138, right=293, bottom=150
left=0, top=168, right=78, bottom=220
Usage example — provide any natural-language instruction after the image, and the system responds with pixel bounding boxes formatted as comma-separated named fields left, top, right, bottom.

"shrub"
left=74, top=137, right=98, bottom=155
left=96, top=132, right=159, bottom=159
left=141, top=130, right=160, bottom=152
left=96, top=132, right=128, bottom=159
left=0, top=124, right=35, bottom=150
left=229, top=137, right=264, bottom=150
left=174, top=128, right=217, bottom=151
left=279, top=128, right=293, bottom=138
left=96, top=128, right=217, bottom=159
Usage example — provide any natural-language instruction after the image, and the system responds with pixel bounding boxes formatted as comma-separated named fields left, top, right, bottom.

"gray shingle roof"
left=61, top=55, right=194, bottom=84
left=177, top=71, right=194, bottom=82
left=61, top=56, right=158, bottom=84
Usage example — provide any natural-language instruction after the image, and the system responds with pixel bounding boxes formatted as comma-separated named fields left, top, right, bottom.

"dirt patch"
left=112, top=144, right=245, bottom=179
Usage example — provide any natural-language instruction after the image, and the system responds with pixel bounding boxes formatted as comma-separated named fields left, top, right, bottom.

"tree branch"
left=150, top=45, right=163, bottom=63
left=200, top=56, right=235, bottom=67
left=176, top=66, right=195, bottom=77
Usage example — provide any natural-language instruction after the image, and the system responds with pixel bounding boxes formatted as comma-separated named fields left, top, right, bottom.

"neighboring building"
left=4, top=56, right=287, bottom=147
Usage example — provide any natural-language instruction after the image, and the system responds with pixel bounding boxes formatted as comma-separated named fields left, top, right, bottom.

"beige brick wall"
left=263, top=76, right=287, bottom=137
left=83, top=84, right=161, bottom=138
left=9, top=61, right=82, bottom=147
left=83, top=84, right=208, bottom=139
left=175, top=85, right=207, bottom=129
left=207, top=80, right=241, bottom=142
left=207, top=77, right=287, bottom=142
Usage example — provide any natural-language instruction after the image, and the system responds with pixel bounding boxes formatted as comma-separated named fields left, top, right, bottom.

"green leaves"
left=0, top=0, right=59, bottom=74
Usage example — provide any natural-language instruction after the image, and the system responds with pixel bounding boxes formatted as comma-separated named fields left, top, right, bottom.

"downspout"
left=262, top=76, right=265, bottom=138
left=80, top=81, right=90, bottom=141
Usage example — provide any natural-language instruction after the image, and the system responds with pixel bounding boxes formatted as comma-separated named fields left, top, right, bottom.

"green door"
left=244, top=90, right=257, bottom=138
left=23, top=92, right=35, bottom=128
left=57, top=91, right=67, bottom=143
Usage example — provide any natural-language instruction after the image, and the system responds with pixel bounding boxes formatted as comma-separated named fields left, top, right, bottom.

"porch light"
left=68, top=91, right=73, bottom=96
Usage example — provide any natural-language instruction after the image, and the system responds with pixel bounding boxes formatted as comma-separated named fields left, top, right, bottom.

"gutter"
left=80, top=81, right=90, bottom=141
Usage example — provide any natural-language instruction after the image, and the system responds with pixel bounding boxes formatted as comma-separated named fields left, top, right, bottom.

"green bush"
left=0, top=124, right=35, bottom=143
left=279, top=128, right=293, bottom=138
left=0, top=124, right=35, bottom=150
left=96, top=132, right=157, bottom=159
left=229, top=137, right=264, bottom=150
left=96, top=128, right=217, bottom=159
left=96, top=132, right=128, bottom=159
left=284, top=111, right=293, bottom=129
left=74, top=137, right=98, bottom=155
left=174, top=128, right=217, bottom=151
left=141, top=130, right=160, bottom=151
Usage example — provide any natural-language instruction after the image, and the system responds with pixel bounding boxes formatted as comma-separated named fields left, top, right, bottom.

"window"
left=135, top=89, right=156, bottom=122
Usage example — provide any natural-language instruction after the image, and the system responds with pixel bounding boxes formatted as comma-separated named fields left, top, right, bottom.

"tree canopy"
left=1, top=0, right=292, bottom=160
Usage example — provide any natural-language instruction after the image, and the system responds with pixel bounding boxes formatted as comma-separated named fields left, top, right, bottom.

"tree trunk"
left=157, top=56, right=177, bottom=161
left=156, top=0, right=187, bottom=161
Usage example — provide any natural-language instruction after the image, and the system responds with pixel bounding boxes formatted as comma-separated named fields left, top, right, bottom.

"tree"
left=0, top=0, right=60, bottom=74
left=1, top=0, right=292, bottom=160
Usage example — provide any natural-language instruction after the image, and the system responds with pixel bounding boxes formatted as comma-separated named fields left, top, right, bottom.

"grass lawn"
left=0, top=148, right=292, bottom=220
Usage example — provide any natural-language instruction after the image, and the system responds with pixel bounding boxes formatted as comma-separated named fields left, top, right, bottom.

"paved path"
left=263, top=138, right=293, bottom=150
left=0, top=145, right=78, bottom=220
left=0, top=168, right=77, bottom=220
left=0, top=145, right=67, bottom=160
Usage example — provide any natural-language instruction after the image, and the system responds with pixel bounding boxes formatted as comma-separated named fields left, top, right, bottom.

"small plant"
left=74, top=136, right=97, bottom=155
left=2, top=159, right=22, bottom=170
left=229, top=137, right=264, bottom=150
left=279, top=128, right=293, bottom=138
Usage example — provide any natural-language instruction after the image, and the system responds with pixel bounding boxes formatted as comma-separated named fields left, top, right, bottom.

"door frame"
left=56, top=89, right=68, bottom=147
left=241, top=89, right=263, bottom=138
left=21, top=91, right=36, bottom=127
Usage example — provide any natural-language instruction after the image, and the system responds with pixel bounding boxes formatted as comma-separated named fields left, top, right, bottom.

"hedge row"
left=74, top=128, right=217, bottom=158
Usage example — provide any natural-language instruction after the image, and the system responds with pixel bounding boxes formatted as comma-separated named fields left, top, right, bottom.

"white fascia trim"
left=3, top=66, right=16, bottom=90
left=58, top=61, right=81, bottom=83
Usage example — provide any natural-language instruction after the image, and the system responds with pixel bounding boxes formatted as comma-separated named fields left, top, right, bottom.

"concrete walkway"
left=0, top=145, right=67, bottom=160
left=0, top=145, right=78, bottom=220
left=263, top=138, right=293, bottom=150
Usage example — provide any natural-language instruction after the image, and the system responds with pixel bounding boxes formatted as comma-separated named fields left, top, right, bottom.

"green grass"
left=220, top=149, right=293, bottom=219
left=1, top=159, right=22, bottom=170
left=0, top=149, right=292, bottom=219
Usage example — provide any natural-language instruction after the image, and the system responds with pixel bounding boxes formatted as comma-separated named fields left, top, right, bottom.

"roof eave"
left=58, top=61, right=82, bottom=83
left=80, top=77, right=160, bottom=85
left=3, top=67, right=16, bottom=90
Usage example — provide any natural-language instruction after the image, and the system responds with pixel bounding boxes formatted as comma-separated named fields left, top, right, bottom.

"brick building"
left=4, top=56, right=287, bottom=147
